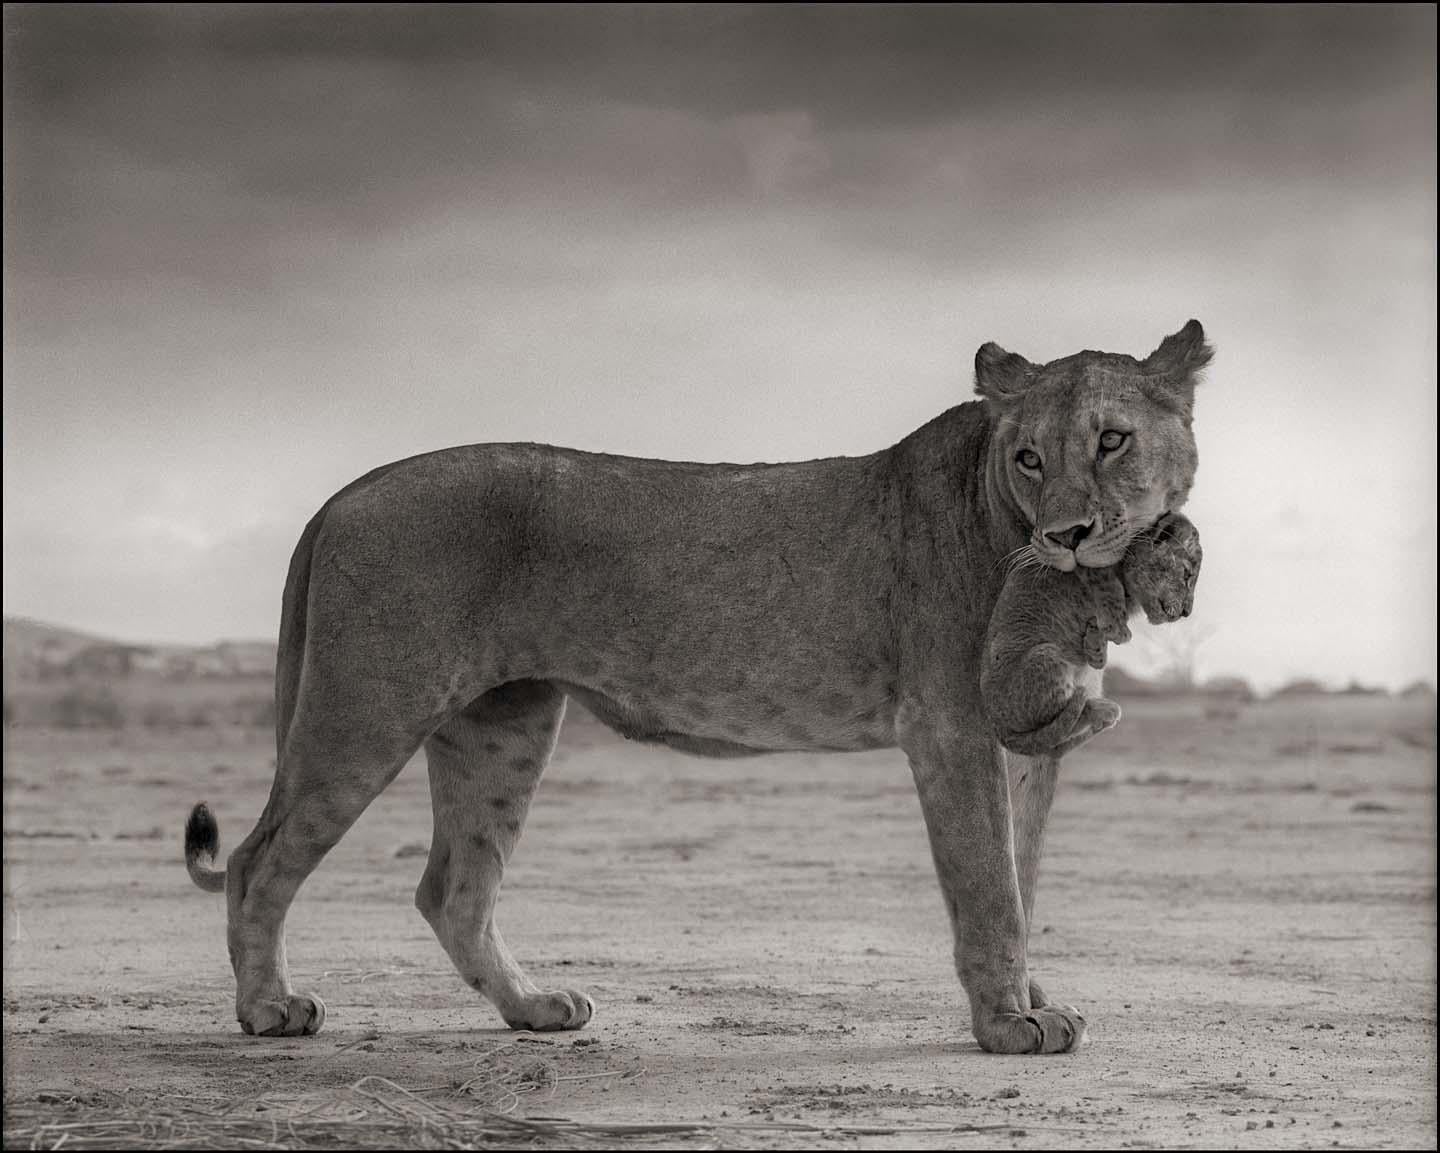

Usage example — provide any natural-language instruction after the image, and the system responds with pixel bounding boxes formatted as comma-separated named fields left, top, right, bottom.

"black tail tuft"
left=186, top=802, right=219, bottom=858
left=184, top=802, right=227, bottom=892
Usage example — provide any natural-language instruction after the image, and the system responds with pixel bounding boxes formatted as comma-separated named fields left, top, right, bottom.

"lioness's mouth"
left=1031, top=534, right=1128, bottom=572
left=1030, top=538, right=1079, bottom=573
left=1075, top=541, right=1129, bottom=568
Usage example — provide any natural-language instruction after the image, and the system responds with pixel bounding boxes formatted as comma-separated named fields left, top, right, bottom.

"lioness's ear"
left=1141, top=320, right=1213, bottom=414
left=1143, top=319, right=1213, bottom=383
left=974, top=342, right=1037, bottom=404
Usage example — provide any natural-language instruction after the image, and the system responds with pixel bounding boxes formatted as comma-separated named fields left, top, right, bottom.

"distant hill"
left=3, top=617, right=277, bottom=684
left=2, top=617, right=108, bottom=678
left=0, top=618, right=623, bottom=734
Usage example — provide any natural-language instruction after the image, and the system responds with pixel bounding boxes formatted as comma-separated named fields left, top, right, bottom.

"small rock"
left=994, top=1086, right=1021, bottom=1099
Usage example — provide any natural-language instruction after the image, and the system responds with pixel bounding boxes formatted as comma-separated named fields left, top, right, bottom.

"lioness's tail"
left=182, top=507, right=322, bottom=898
left=184, top=802, right=226, bottom=892
left=183, top=460, right=405, bottom=897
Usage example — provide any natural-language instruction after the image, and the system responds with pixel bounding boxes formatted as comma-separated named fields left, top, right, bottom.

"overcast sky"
left=4, top=4, right=1435, bottom=691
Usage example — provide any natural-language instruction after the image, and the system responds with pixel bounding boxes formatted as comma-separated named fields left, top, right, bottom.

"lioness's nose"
left=1044, top=520, right=1094, bottom=553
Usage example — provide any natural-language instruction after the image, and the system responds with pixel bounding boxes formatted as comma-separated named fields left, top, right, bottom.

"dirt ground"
left=3, top=693, right=1436, bottom=1149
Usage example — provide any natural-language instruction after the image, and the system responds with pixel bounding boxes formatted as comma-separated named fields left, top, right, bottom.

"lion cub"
left=982, top=513, right=1202, bottom=757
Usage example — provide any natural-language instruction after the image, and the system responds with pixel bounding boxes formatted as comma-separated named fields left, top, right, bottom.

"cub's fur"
left=982, top=513, right=1203, bottom=756
left=185, top=321, right=1211, bottom=1054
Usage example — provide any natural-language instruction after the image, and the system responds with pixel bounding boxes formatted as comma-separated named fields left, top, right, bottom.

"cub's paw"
left=503, top=989, right=595, bottom=1032
left=1078, top=567, right=1131, bottom=644
left=1082, top=619, right=1108, bottom=670
left=974, top=1003, right=1087, bottom=1054
left=238, top=992, right=326, bottom=1037
left=1085, top=697, right=1122, bottom=734
left=1051, top=696, right=1122, bottom=757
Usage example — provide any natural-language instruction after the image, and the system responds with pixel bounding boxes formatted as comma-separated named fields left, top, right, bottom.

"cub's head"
left=976, top=320, right=1211, bottom=572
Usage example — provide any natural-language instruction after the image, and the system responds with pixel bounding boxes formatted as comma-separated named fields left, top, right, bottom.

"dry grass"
left=2, top=1044, right=1032, bottom=1150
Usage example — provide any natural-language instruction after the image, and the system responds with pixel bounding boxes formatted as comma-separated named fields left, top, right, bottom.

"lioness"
left=983, top=511, right=1203, bottom=756
left=185, top=320, right=1211, bottom=1054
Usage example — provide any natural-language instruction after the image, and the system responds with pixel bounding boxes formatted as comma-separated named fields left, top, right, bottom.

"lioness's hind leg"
left=416, top=679, right=593, bottom=1032
left=227, top=713, right=421, bottom=1037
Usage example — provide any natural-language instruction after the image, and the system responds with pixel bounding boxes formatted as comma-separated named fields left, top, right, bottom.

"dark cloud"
left=7, top=4, right=1434, bottom=121
left=6, top=5, right=1432, bottom=241
left=8, top=4, right=1432, bottom=211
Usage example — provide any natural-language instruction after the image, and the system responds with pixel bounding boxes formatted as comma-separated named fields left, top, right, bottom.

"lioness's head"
left=976, top=320, right=1211, bottom=572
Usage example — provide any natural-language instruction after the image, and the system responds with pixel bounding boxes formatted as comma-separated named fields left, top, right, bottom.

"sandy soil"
left=3, top=694, right=1435, bottom=1148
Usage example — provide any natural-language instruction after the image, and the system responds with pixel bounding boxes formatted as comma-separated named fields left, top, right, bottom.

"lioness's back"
left=296, top=440, right=904, bottom=750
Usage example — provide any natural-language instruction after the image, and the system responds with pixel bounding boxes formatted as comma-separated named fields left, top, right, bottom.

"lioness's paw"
left=974, top=1003, right=1086, bottom=1054
left=504, top=989, right=595, bottom=1032
left=238, top=992, right=326, bottom=1037
left=1024, top=1003, right=1087, bottom=1053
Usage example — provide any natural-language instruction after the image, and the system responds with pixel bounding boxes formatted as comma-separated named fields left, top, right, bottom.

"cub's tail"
left=184, top=802, right=227, bottom=892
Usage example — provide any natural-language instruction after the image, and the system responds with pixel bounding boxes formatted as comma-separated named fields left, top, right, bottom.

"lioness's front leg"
left=899, top=706, right=1085, bottom=1054
left=1007, top=750, right=1059, bottom=1010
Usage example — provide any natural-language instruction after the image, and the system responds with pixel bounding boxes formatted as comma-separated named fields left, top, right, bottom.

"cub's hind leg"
left=415, top=679, right=594, bottom=1032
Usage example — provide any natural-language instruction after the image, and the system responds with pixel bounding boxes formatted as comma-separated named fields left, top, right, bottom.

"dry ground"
left=3, top=694, right=1435, bottom=1148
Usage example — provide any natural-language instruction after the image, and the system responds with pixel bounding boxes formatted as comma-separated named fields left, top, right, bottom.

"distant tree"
left=1103, top=665, right=1167, bottom=698
left=52, top=685, right=124, bottom=729
left=1124, top=619, right=1215, bottom=692
left=140, top=701, right=183, bottom=730
left=1271, top=677, right=1328, bottom=699
left=63, top=644, right=147, bottom=678
left=1199, top=675, right=1256, bottom=703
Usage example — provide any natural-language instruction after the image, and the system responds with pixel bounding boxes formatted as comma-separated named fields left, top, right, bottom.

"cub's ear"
left=974, top=342, right=1037, bottom=404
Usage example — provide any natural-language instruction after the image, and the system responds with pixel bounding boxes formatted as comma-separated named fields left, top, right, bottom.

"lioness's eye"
left=1016, top=449, right=1042, bottom=472
left=1098, top=430, right=1128, bottom=454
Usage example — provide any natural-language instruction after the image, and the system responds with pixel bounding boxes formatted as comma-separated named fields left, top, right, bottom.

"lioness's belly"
left=553, top=669, right=899, bottom=756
